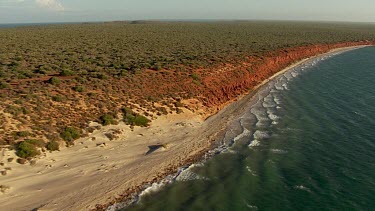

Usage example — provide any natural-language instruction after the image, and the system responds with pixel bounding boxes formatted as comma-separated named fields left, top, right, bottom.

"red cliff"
left=197, top=41, right=374, bottom=116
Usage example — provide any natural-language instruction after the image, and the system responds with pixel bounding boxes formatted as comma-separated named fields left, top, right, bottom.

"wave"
left=270, top=149, right=288, bottom=154
left=233, top=128, right=252, bottom=142
left=253, top=130, right=271, bottom=140
left=248, top=139, right=261, bottom=147
left=294, top=185, right=312, bottom=193
left=246, top=166, right=258, bottom=176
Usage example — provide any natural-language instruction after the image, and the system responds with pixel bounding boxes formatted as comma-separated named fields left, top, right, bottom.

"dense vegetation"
left=1, top=21, right=375, bottom=155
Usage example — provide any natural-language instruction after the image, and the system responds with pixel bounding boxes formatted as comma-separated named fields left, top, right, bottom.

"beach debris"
left=96, top=143, right=107, bottom=147
left=104, top=129, right=122, bottom=141
left=7, top=158, right=14, bottom=163
left=17, top=158, right=27, bottom=165
left=30, top=160, right=37, bottom=166
left=176, top=122, right=186, bottom=127
left=0, top=162, right=4, bottom=166
left=145, top=144, right=169, bottom=155
left=105, top=133, right=116, bottom=141
left=0, top=185, right=10, bottom=193
left=1, top=171, right=7, bottom=176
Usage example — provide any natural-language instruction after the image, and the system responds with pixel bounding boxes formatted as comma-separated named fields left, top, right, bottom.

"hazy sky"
left=0, top=0, right=374, bottom=24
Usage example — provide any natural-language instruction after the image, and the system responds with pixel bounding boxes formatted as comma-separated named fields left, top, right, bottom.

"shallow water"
left=125, top=47, right=375, bottom=210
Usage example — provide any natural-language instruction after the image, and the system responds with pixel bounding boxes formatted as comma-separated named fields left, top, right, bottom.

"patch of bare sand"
left=0, top=108, right=216, bottom=210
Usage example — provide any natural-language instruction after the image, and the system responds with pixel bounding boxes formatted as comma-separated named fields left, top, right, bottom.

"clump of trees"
left=60, top=127, right=81, bottom=145
left=122, top=107, right=150, bottom=127
left=16, top=139, right=44, bottom=159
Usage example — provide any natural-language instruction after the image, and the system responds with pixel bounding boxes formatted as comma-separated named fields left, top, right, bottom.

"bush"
left=60, top=127, right=81, bottom=144
left=0, top=81, right=9, bottom=89
left=48, top=77, right=60, bottom=85
left=191, top=73, right=200, bottom=81
left=52, top=95, right=64, bottom=102
left=60, top=69, right=74, bottom=76
left=46, top=141, right=59, bottom=151
left=122, top=107, right=150, bottom=127
left=25, top=139, right=45, bottom=148
left=16, top=141, right=40, bottom=159
left=133, top=115, right=150, bottom=127
left=13, top=131, right=30, bottom=138
left=100, top=113, right=117, bottom=126
left=152, top=63, right=162, bottom=71
left=73, top=86, right=85, bottom=92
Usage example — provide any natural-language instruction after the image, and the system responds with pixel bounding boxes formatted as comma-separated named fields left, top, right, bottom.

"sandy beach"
left=0, top=45, right=368, bottom=211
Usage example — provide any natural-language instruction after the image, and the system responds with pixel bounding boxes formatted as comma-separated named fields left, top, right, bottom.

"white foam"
left=249, top=139, right=261, bottom=147
left=282, top=84, right=289, bottom=90
left=263, top=96, right=277, bottom=108
left=270, top=149, right=288, bottom=154
left=253, top=130, right=270, bottom=140
left=268, top=113, right=279, bottom=121
left=176, top=163, right=206, bottom=182
left=294, top=185, right=312, bottom=193
left=273, top=96, right=281, bottom=105
left=139, top=182, right=168, bottom=199
left=233, top=128, right=252, bottom=142
left=246, top=204, right=259, bottom=210
left=275, top=84, right=284, bottom=90
left=291, top=71, right=299, bottom=77
left=246, top=166, right=258, bottom=176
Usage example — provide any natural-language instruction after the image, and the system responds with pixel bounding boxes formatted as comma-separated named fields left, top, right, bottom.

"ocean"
left=124, top=46, right=375, bottom=210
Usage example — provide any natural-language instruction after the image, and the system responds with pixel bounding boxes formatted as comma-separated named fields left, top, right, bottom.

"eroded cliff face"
left=197, top=41, right=374, bottom=117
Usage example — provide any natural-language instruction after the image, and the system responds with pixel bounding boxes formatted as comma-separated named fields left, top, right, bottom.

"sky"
left=0, top=0, right=374, bottom=24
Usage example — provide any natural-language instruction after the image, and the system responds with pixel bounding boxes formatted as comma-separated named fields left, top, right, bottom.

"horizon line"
left=1, top=18, right=375, bottom=26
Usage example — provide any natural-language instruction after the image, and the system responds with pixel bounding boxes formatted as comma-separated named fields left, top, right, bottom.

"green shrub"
left=122, top=107, right=136, bottom=124
left=60, top=69, right=74, bottom=76
left=96, top=73, right=107, bottom=80
left=0, top=82, right=9, bottom=89
left=121, top=107, right=150, bottom=127
left=133, top=115, right=150, bottom=127
left=191, top=73, right=200, bottom=81
left=0, top=70, right=5, bottom=78
left=52, top=95, right=64, bottom=102
left=16, top=141, right=40, bottom=159
left=25, top=139, right=45, bottom=148
left=13, top=131, right=30, bottom=138
left=48, top=77, right=60, bottom=85
left=73, top=86, right=85, bottom=92
left=60, top=127, right=81, bottom=144
left=152, top=63, right=162, bottom=71
left=46, top=141, right=59, bottom=151
left=100, top=113, right=117, bottom=126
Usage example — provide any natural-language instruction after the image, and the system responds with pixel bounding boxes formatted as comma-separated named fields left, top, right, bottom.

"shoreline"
left=104, top=44, right=371, bottom=210
left=0, top=44, right=371, bottom=211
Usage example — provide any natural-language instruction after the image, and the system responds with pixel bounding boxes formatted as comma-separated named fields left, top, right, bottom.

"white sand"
left=0, top=46, right=367, bottom=211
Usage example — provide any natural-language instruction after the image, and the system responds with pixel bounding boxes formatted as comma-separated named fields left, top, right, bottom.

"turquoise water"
left=125, top=47, right=375, bottom=210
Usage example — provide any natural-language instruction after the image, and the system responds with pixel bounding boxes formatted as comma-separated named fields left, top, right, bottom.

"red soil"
left=194, top=41, right=375, bottom=116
